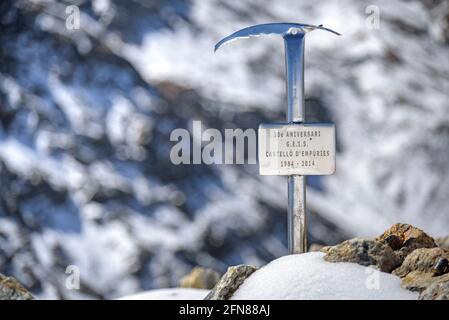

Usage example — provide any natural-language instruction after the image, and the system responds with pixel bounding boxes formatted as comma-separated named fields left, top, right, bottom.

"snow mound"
left=118, top=288, right=209, bottom=300
left=232, top=252, right=418, bottom=300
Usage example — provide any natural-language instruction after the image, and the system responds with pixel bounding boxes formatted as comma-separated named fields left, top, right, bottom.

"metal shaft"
left=288, top=175, right=307, bottom=253
left=284, top=31, right=307, bottom=254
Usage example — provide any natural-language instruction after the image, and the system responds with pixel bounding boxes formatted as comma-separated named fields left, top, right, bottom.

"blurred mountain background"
left=1, top=0, right=449, bottom=299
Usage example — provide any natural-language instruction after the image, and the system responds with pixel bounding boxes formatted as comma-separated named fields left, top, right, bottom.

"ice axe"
left=215, top=23, right=340, bottom=254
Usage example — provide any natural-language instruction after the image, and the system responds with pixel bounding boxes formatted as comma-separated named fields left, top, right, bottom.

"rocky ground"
left=1, top=223, right=446, bottom=300
left=205, top=223, right=449, bottom=300
left=0, top=273, right=34, bottom=300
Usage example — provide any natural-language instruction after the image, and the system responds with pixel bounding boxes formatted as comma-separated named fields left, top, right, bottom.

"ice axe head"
left=214, top=23, right=340, bottom=52
left=214, top=23, right=340, bottom=122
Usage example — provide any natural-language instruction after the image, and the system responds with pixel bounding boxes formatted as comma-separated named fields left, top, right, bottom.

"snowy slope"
left=1, top=0, right=449, bottom=299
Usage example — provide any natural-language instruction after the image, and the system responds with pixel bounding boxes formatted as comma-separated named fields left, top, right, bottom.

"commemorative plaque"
left=258, top=123, right=336, bottom=176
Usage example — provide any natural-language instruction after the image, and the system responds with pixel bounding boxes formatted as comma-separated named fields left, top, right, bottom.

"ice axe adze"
left=214, top=23, right=340, bottom=254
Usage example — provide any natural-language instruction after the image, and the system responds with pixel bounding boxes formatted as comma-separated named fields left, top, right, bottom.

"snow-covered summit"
left=117, top=252, right=418, bottom=300
left=232, top=252, right=418, bottom=300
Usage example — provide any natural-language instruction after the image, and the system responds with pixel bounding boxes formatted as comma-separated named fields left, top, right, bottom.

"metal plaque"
left=258, top=123, right=336, bottom=176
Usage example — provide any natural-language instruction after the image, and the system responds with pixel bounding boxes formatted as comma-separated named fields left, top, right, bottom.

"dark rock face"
left=392, top=247, right=449, bottom=297
left=324, top=223, right=439, bottom=271
left=376, top=223, right=437, bottom=261
left=394, top=248, right=449, bottom=279
left=375, top=224, right=449, bottom=298
left=205, top=265, right=257, bottom=300
left=0, top=273, right=34, bottom=300
left=322, top=238, right=401, bottom=272
left=321, top=224, right=449, bottom=300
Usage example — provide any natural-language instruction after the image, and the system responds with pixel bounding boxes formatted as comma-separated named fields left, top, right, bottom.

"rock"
left=399, top=271, right=434, bottom=292
left=420, top=274, right=449, bottom=300
left=436, top=236, right=449, bottom=249
left=322, top=238, right=401, bottom=272
left=205, top=265, right=257, bottom=300
left=179, top=267, right=221, bottom=290
left=309, top=244, right=325, bottom=252
left=393, top=247, right=449, bottom=292
left=393, top=248, right=449, bottom=277
left=0, top=273, right=35, bottom=300
left=320, top=246, right=331, bottom=253
left=433, top=258, right=449, bottom=276
left=380, top=234, right=403, bottom=251
left=376, top=223, right=437, bottom=261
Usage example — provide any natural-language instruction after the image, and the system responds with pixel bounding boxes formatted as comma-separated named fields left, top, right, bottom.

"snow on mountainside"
left=1, top=0, right=449, bottom=299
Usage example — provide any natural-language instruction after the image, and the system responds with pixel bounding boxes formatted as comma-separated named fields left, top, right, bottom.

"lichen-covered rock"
left=393, top=247, right=449, bottom=292
left=376, top=223, right=437, bottom=261
left=0, top=273, right=35, bottom=300
left=205, top=265, right=257, bottom=300
left=320, top=245, right=331, bottom=254
left=420, top=274, right=449, bottom=300
left=179, top=267, right=221, bottom=290
left=322, top=238, right=401, bottom=272
left=436, top=236, right=449, bottom=249
left=393, top=248, right=449, bottom=277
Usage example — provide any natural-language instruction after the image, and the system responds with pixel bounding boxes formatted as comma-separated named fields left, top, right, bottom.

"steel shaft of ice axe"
left=215, top=23, right=340, bottom=254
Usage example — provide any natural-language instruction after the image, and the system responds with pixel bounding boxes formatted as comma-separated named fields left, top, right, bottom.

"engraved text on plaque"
left=258, top=123, right=336, bottom=176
